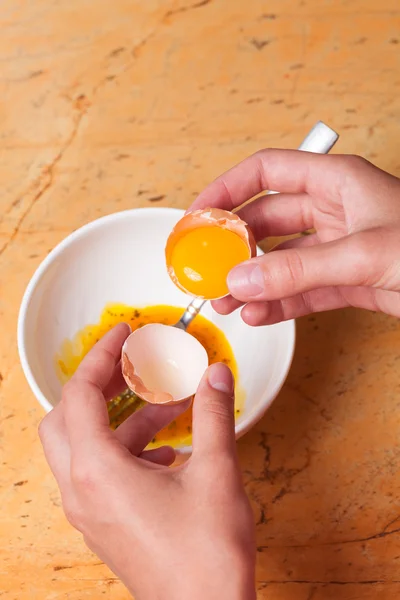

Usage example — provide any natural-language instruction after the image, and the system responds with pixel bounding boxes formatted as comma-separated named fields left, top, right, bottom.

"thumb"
left=227, top=231, right=385, bottom=302
left=191, top=363, right=236, bottom=458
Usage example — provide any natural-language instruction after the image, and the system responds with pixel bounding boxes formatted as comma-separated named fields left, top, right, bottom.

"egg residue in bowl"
left=55, top=303, right=244, bottom=448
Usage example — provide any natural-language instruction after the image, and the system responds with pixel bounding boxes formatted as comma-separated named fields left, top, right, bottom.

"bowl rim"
left=17, top=207, right=296, bottom=452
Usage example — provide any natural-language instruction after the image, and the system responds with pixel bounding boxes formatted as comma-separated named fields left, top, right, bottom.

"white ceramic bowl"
left=18, top=207, right=295, bottom=453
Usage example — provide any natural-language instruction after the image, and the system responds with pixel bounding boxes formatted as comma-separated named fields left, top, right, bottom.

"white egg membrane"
left=124, top=323, right=208, bottom=400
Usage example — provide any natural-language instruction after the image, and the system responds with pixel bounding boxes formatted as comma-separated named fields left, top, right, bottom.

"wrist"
left=130, top=560, right=256, bottom=600
left=173, top=551, right=256, bottom=600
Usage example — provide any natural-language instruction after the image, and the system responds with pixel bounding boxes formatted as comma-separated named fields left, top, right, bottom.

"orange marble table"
left=1, top=1, right=400, bottom=599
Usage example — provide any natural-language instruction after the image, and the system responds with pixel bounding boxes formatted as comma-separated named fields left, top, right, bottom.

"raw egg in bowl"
left=18, top=207, right=295, bottom=456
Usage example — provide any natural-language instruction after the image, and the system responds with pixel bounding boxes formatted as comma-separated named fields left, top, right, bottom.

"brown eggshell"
left=121, top=323, right=209, bottom=405
left=165, top=208, right=257, bottom=298
left=121, top=351, right=181, bottom=405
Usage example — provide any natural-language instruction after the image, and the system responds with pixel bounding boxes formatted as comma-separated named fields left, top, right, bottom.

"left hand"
left=39, top=323, right=256, bottom=600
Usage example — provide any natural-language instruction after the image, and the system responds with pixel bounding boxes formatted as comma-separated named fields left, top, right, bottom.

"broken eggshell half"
left=121, top=323, right=209, bottom=405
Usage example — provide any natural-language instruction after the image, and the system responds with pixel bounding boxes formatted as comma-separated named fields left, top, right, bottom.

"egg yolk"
left=170, top=226, right=250, bottom=299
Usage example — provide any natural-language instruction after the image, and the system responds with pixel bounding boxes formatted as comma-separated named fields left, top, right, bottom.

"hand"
left=39, top=324, right=256, bottom=600
left=190, top=151, right=400, bottom=324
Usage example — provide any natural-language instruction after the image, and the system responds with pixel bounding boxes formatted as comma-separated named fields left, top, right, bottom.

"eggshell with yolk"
left=165, top=208, right=257, bottom=299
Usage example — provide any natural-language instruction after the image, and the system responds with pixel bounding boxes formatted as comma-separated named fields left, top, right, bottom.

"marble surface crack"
left=258, top=523, right=400, bottom=551
left=165, top=0, right=211, bottom=19
left=259, top=579, right=399, bottom=585
left=91, top=28, right=157, bottom=96
left=0, top=366, right=13, bottom=392
left=0, top=109, right=86, bottom=259
left=53, top=561, right=103, bottom=572
left=0, top=28, right=158, bottom=260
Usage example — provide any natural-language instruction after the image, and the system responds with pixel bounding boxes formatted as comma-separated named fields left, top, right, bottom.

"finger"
left=211, top=235, right=319, bottom=316
left=139, top=446, right=176, bottom=466
left=38, top=406, right=71, bottom=487
left=114, top=400, right=191, bottom=455
left=341, top=286, right=400, bottom=317
left=211, top=296, right=244, bottom=315
left=73, top=323, right=130, bottom=390
left=191, top=363, right=236, bottom=459
left=237, top=192, right=313, bottom=240
left=189, top=150, right=346, bottom=212
left=227, top=231, right=387, bottom=303
left=241, top=285, right=400, bottom=325
left=240, top=287, right=349, bottom=326
left=103, top=361, right=127, bottom=402
left=271, top=232, right=320, bottom=251
left=63, top=323, right=131, bottom=450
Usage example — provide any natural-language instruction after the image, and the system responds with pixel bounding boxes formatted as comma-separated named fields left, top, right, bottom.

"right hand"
left=189, top=151, right=400, bottom=325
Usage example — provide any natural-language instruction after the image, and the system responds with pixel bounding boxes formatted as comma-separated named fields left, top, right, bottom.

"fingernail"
left=227, top=263, right=264, bottom=297
left=208, top=363, right=234, bottom=395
